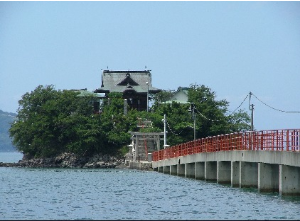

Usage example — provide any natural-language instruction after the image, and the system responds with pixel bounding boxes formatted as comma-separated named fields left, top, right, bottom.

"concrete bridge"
left=151, top=129, right=300, bottom=196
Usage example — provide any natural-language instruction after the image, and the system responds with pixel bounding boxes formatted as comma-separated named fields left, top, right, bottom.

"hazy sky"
left=1, top=1, right=300, bottom=131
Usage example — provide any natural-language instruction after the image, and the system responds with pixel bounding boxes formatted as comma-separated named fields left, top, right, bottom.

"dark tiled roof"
left=94, top=70, right=161, bottom=94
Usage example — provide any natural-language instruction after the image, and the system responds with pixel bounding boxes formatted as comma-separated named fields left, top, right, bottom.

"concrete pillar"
left=205, top=161, right=217, bottom=181
left=158, top=166, right=163, bottom=173
left=170, top=165, right=177, bottom=175
left=231, top=161, right=240, bottom=187
left=135, top=136, right=139, bottom=161
left=178, top=164, right=185, bottom=177
left=185, top=163, right=195, bottom=178
left=258, top=163, right=279, bottom=193
left=217, top=161, right=231, bottom=184
left=279, top=165, right=300, bottom=196
left=163, top=166, right=170, bottom=174
left=195, top=162, right=205, bottom=180
left=240, top=162, right=258, bottom=188
left=156, top=136, right=160, bottom=151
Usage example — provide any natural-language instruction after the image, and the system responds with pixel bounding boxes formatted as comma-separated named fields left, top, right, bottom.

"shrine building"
left=94, top=70, right=161, bottom=111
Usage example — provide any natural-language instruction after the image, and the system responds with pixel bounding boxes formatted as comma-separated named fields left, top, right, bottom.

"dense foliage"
left=151, top=84, right=250, bottom=146
left=9, top=86, right=131, bottom=158
left=9, top=84, right=250, bottom=158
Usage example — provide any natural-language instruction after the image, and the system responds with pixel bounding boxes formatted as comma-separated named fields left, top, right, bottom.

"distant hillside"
left=0, top=110, right=17, bottom=152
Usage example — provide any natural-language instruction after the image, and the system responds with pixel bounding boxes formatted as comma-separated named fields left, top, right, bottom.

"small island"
left=5, top=70, right=250, bottom=169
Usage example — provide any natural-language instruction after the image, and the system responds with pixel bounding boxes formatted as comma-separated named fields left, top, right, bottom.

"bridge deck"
left=152, top=129, right=300, bottom=161
left=152, top=129, right=300, bottom=196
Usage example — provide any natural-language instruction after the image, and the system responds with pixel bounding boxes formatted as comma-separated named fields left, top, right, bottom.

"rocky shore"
left=0, top=152, right=126, bottom=169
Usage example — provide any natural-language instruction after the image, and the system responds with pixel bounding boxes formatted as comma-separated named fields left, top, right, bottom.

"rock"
left=0, top=152, right=127, bottom=169
left=83, top=162, right=93, bottom=168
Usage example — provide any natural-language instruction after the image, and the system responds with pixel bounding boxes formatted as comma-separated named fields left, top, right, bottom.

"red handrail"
left=152, top=129, right=300, bottom=161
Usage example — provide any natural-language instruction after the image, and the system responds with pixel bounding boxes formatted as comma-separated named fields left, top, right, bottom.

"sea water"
left=1, top=152, right=300, bottom=220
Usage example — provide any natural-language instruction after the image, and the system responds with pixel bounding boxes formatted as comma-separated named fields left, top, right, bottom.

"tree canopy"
left=9, top=86, right=131, bottom=158
left=9, top=84, right=250, bottom=158
left=150, top=84, right=250, bottom=146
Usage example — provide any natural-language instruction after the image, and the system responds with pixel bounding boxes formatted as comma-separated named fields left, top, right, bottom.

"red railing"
left=152, top=129, right=300, bottom=161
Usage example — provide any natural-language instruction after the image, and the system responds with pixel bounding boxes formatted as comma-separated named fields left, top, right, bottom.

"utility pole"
left=192, top=105, right=196, bottom=140
left=189, top=103, right=196, bottom=140
left=163, top=114, right=168, bottom=148
left=146, top=82, right=149, bottom=112
left=250, top=104, right=254, bottom=131
left=249, top=92, right=254, bottom=131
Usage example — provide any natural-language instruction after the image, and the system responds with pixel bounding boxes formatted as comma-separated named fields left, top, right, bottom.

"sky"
left=1, top=1, right=300, bottom=131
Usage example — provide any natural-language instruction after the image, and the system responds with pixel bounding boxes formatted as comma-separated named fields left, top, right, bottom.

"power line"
left=251, top=92, right=300, bottom=114
left=195, top=94, right=250, bottom=122
left=165, top=91, right=300, bottom=132
left=194, top=88, right=300, bottom=123
left=228, top=94, right=249, bottom=115
left=196, top=110, right=221, bottom=122
left=166, top=120, right=191, bottom=135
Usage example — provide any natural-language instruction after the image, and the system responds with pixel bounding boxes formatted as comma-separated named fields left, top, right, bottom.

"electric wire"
left=166, top=120, right=192, bottom=135
left=251, top=93, right=300, bottom=114
left=228, top=94, right=249, bottom=115
left=164, top=91, right=300, bottom=135
left=196, top=110, right=221, bottom=122
left=195, top=94, right=250, bottom=122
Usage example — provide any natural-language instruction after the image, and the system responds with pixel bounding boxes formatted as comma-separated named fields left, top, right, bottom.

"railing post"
left=286, top=130, right=289, bottom=151
left=260, top=131, right=264, bottom=150
left=151, top=128, right=300, bottom=163
left=292, top=130, right=295, bottom=151
left=281, top=130, right=284, bottom=151
left=253, top=132, right=257, bottom=150
left=297, top=130, right=300, bottom=151
left=272, top=130, right=275, bottom=151
left=276, top=130, right=279, bottom=151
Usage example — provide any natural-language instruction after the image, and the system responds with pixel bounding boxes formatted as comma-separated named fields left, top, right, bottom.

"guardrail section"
left=152, top=129, right=300, bottom=161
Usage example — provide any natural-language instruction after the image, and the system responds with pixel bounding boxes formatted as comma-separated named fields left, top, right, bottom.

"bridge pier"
left=177, top=164, right=185, bottom=177
left=205, top=161, right=217, bottom=181
left=258, top=163, right=279, bottom=193
left=170, top=165, right=177, bottom=175
left=279, top=165, right=300, bottom=196
left=217, top=161, right=231, bottom=184
left=163, top=166, right=170, bottom=174
left=158, top=166, right=163, bottom=173
left=185, top=163, right=195, bottom=178
left=195, top=162, right=205, bottom=180
left=231, top=161, right=240, bottom=187
left=152, top=149, right=300, bottom=196
left=240, top=162, right=258, bottom=188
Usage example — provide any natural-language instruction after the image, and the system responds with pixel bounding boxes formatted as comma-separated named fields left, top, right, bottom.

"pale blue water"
left=0, top=151, right=23, bottom=163
left=1, top=152, right=300, bottom=220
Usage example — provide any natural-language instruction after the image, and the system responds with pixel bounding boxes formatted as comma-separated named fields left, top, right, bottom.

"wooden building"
left=163, top=87, right=190, bottom=104
left=94, top=70, right=161, bottom=111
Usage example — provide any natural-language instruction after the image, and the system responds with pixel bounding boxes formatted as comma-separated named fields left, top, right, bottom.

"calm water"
left=1, top=152, right=300, bottom=220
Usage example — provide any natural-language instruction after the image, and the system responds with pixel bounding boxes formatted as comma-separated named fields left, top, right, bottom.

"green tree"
left=152, top=90, right=174, bottom=104
left=98, top=92, right=132, bottom=154
left=151, top=84, right=250, bottom=146
left=187, top=84, right=250, bottom=137
left=151, top=101, right=191, bottom=146
left=10, top=84, right=250, bottom=159
left=9, top=85, right=103, bottom=158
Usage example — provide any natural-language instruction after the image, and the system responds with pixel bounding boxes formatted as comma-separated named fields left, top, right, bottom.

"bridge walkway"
left=152, top=129, right=300, bottom=196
